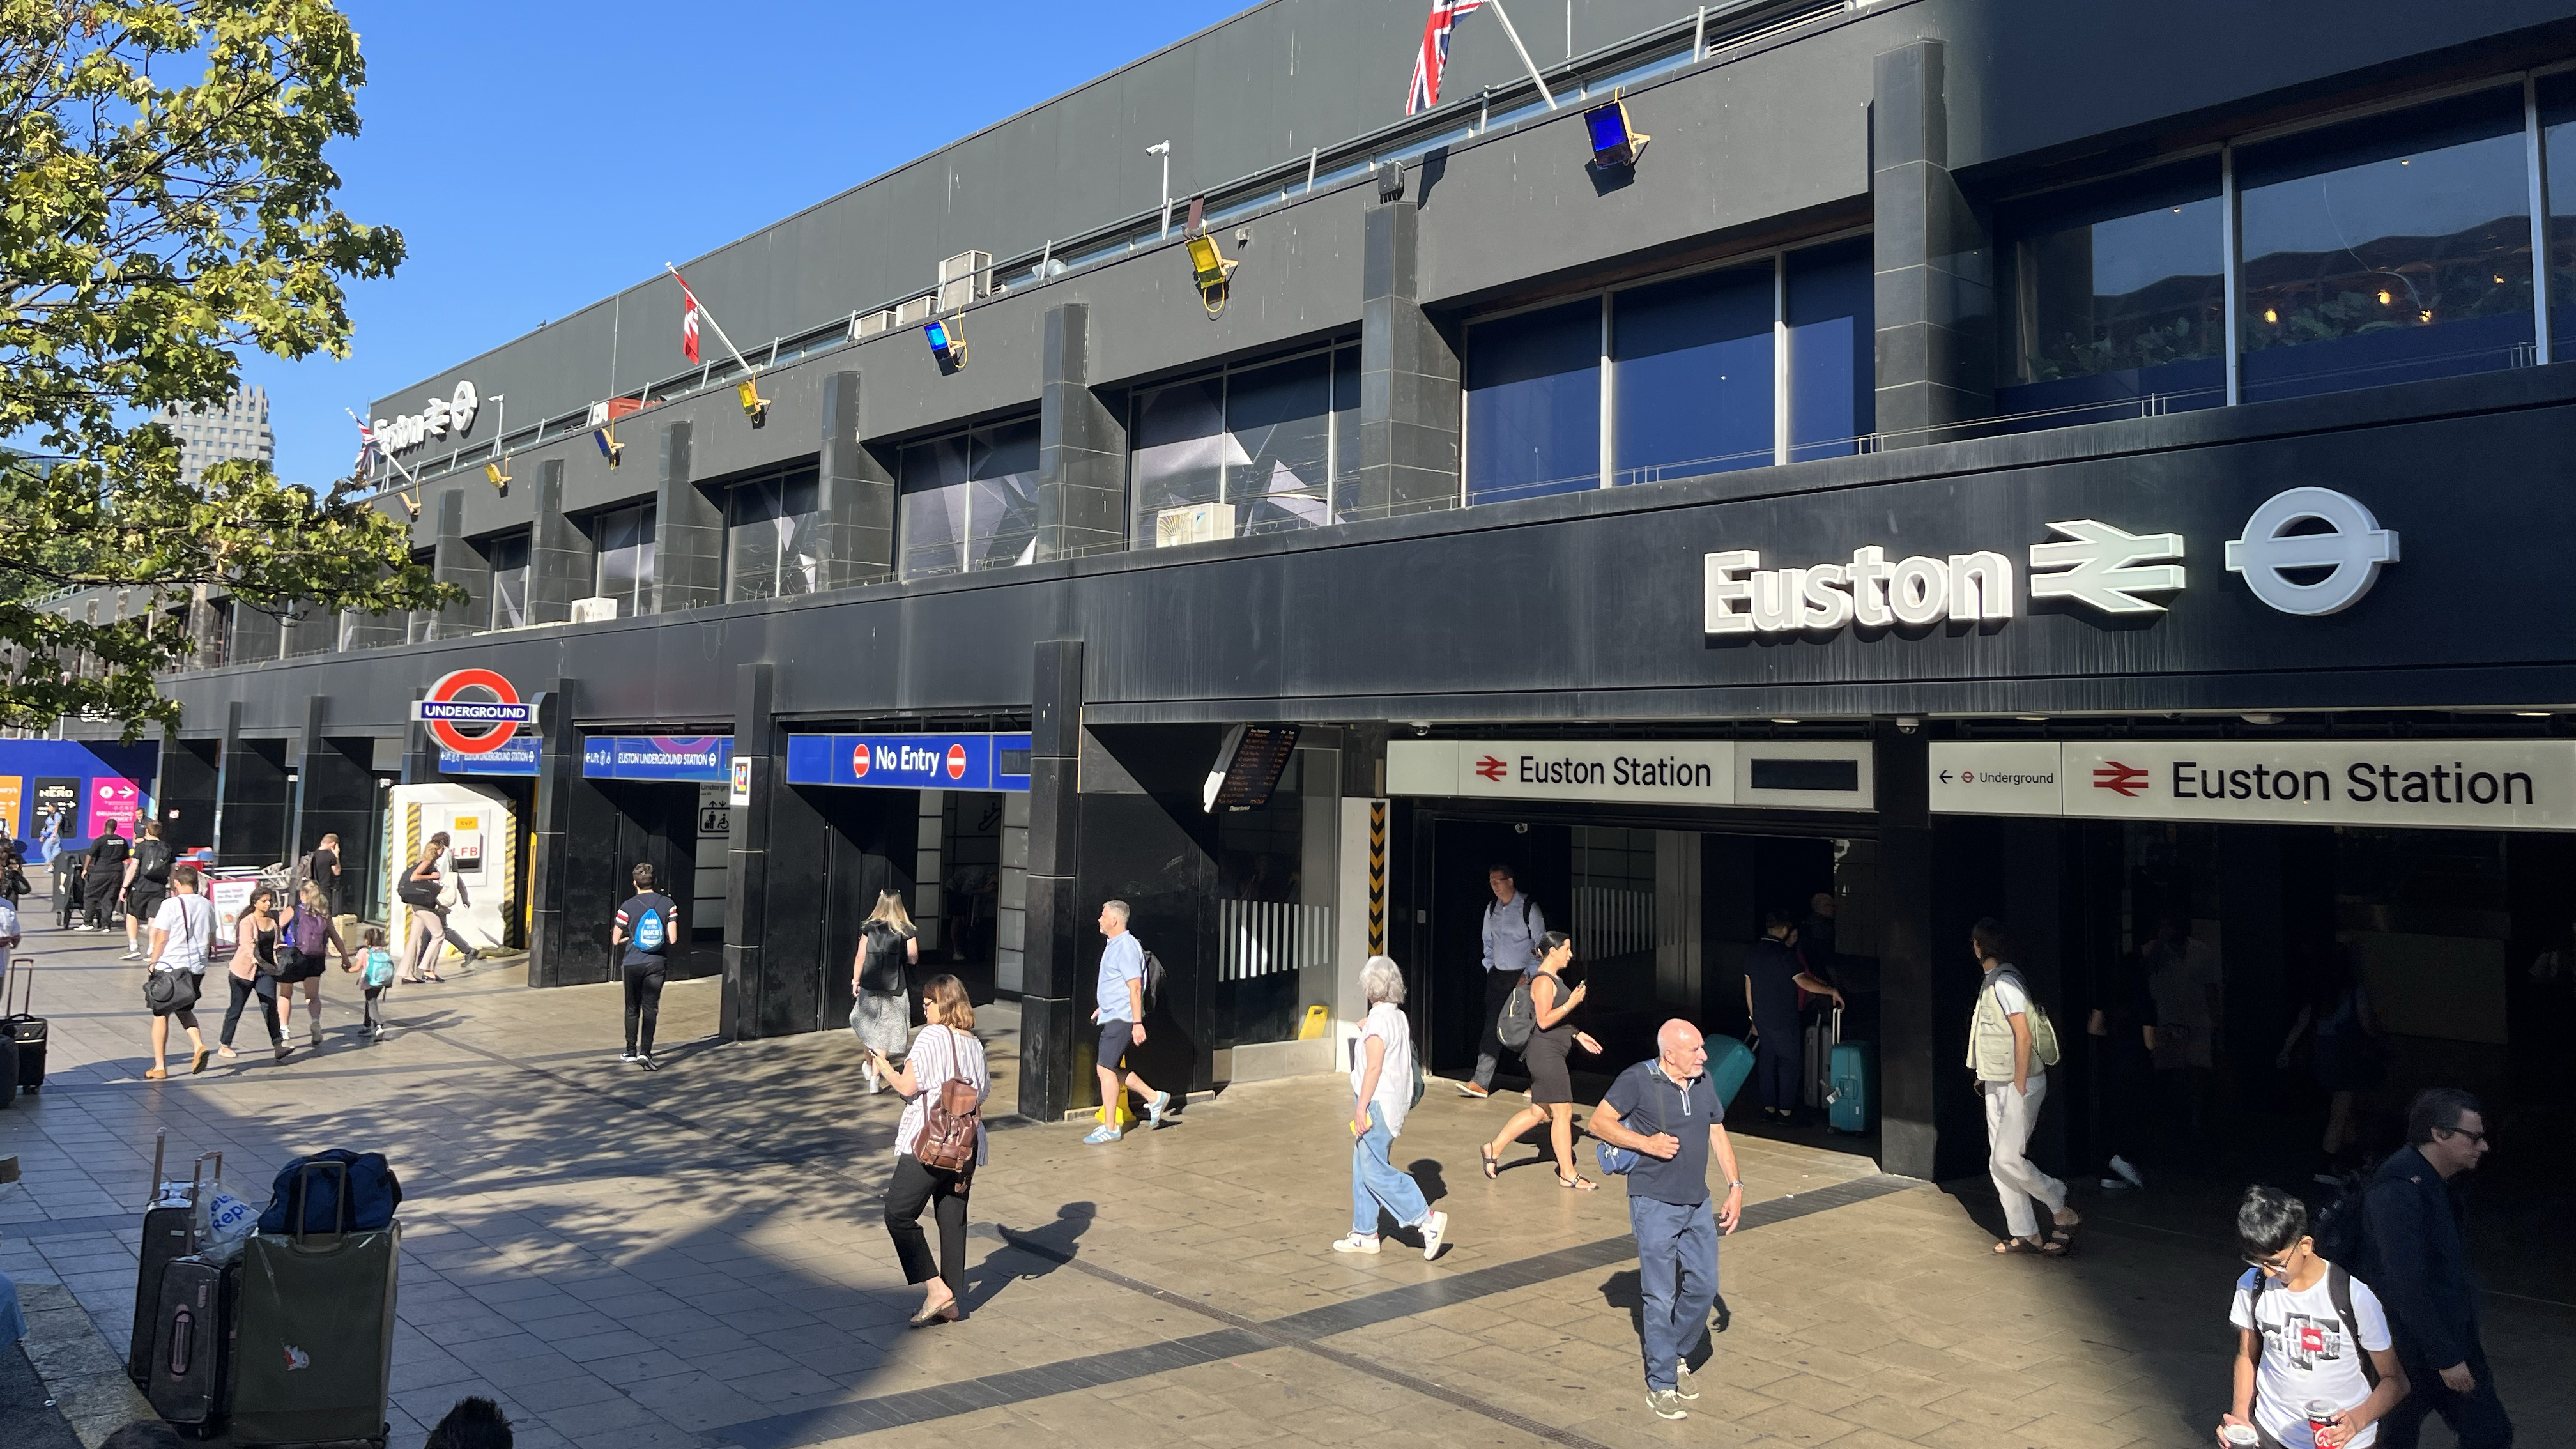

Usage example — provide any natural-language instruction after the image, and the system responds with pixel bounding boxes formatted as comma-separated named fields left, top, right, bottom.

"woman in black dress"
left=1478, top=931, right=1604, bottom=1188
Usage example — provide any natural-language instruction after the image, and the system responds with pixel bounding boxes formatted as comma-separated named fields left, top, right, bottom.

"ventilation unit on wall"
left=853, top=309, right=896, bottom=339
left=936, top=250, right=992, bottom=312
left=894, top=295, right=935, bottom=327
left=1155, top=502, right=1236, bottom=549
left=569, top=597, right=618, bottom=624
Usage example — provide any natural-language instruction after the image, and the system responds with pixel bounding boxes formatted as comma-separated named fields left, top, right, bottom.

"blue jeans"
left=1631, top=1195, right=1719, bottom=1392
left=1351, top=1103, right=1432, bottom=1235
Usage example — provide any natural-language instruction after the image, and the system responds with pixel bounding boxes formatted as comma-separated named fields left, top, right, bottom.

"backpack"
left=632, top=900, right=667, bottom=954
left=2237, top=1262, right=2380, bottom=1388
left=279, top=903, right=324, bottom=954
left=1496, top=969, right=1563, bottom=1052
left=908, top=1026, right=984, bottom=1174
left=2310, top=1162, right=2379, bottom=1273
left=1987, top=968, right=2062, bottom=1067
left=135, top=838, right=174, bottom=885
left=362, top=948, right=395, bottom=988
left=256, top=1148, right=402, bottom=1234
left=1140, top=947, right=1167, bottom=1013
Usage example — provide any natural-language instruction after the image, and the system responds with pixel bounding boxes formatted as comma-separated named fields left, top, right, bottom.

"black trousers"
left=1471, top=970, right=1521, bottom=1087
left=220, top=973, right=279, bottom=1046
left=2380, top=1347, right=2513, bottom=1449
left=884, top=1153, right=970, bottom=1299
left=1752, top=1016, right=1802, bottom=1111
left=83, top=878, right=118, bottom=930
left=622, top=960, right=666, bottom=1055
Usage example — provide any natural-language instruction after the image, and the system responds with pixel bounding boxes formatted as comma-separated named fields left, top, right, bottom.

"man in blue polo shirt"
left=1588, top=1019, right=1745, bottom=1422
left=1086, top=899, right=1171, bottom=1144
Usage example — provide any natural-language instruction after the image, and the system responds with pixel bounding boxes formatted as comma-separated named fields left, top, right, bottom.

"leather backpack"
left=910, top=1026, right=984, bottom=1174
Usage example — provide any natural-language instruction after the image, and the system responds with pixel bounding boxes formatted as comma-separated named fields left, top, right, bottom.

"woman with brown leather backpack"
left=868, top=973, right=988, bottom=1328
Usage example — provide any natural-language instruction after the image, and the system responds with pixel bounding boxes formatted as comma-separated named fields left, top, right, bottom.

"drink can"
left=2305, top=1399, right=2337, bottom=1445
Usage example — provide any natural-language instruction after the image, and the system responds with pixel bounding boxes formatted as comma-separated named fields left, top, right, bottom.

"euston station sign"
left=440, top=737, right=539, bottom=777
left=1930, top=739, right=2576, bottom=831
left=582, top=735, right=733, bottom=783
left=1388, top=739, right=1873, bottom=811
left=784, top=732, right=1034, bottom=793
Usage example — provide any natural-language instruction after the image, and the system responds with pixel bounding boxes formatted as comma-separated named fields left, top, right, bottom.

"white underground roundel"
left=2223, top=487, right=2400, bottom=617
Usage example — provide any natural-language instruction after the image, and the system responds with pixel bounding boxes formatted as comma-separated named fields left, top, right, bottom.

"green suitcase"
left=226, top=1163, right=399, bottom=1448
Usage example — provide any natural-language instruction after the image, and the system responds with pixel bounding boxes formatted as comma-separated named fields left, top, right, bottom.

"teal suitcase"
left=227, top=1163, right=398, bottom=1448
left=1708, top=1034, right=1755, bottom=1110
left=1828, top=1040, right=1873, bottom=1132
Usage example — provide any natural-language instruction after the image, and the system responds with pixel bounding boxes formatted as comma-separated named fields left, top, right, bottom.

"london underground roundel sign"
left=411, top=668, right=533, bottom=755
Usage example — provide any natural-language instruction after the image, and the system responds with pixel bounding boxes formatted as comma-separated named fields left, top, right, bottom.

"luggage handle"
left=146, top=1128, right=166, bottom=1208
left=288, top=1159, right=355, bottom=1252
left=188, top=1151, right=220, bottom=1203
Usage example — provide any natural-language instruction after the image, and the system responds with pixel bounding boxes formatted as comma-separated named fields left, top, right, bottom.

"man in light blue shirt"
left=1464, top=864, right=1546, bottom=1098
left=1087, top=899, right=1171, bottom=1143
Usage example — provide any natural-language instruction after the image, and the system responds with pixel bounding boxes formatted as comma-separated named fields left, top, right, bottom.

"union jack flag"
left=1407, top=0, right=1485, bottom=116
left=351, top=418, right=379, bottom=479
left=676, top=270, right=702, bottom=364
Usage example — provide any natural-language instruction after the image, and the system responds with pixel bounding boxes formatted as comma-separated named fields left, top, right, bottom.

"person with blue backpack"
left=351, top=925, right=397, bottom=1041
left=1330, top=954, right=1447, bottom=1261
left=612, top=862, right=678, bottom=1071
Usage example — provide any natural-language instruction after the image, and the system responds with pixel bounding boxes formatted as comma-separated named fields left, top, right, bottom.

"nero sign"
left=1933, top=740, right=2576, bottom=831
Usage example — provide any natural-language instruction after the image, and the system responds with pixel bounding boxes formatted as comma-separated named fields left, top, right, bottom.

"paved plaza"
left=1, top=913, right=2561, bottom=1448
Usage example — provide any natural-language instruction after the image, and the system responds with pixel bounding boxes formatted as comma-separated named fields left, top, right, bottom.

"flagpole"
left=347, top=407, right=418, bottom=487
left=664, top=263, right=759, bottom=378
left=1481, top=1, right=1558, bottom=110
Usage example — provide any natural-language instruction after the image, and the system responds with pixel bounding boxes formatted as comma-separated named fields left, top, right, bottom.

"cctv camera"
left=1409, top=721, right=1432, bottom=737
left=1896, top=716, right=1920, bottom=734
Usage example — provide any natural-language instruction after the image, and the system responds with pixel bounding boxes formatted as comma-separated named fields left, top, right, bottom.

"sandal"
left=143, top=1067, right=167, bottom=1080
left=190, top=1047, right=211, bottom=1075
left=2047, top=1216, right=2083, bottom=1257
left=1555, top=1172, right=1598, bottom=1192
left=1481, top=1146, right=1499, bottom=1181
left=1993, top=1236, right=2046, bottom=1255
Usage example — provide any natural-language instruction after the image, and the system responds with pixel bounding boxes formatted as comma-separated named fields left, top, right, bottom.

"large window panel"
left=1997, top=160, right=2226, bottom=428
left=1128, top=345, right=1355, bottom=544
left=1224, top=353, right=1332, bottom=533
left=594, top=503, right=655, bottom=617
left=900, top=418, right=1042, bottom=578
left=487, top=532, right=530, bottom=631
left=1130, top=378, right=1227, bottom=534
left=899, top=436, right=970, bottom=578
left=1466, top=299, right=1602, bottom=503
left=2239, top=88, right=2534, bottom=404
left=2536, top=73, right=2576, bottom=359
left=1784, top=238, right=1876, bottom=459
left=1612, top=263, right=1774, bottom=484
left=726, top=468, right=820, bottom=602
left=1330, top=346, right=1362, bottom=520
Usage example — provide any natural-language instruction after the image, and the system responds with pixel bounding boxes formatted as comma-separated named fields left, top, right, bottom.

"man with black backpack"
left=1462, top=864, right=1545, bottom=1100
left=1085, top=899, right=1169, bottom=1143
left=2220, top=1184, right=2406, bottom=1448
left=611, top=863, right=677, bottom=1071
left=121, top=822, right=174, bottom=962
left=2363, top=1088, right=2511, bottom=1449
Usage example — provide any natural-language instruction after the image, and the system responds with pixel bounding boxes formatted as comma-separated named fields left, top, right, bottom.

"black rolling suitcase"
left=145, top=1203, right=240, bottom=1436
left=2, top=959, right=45, bottom=1092
left=128, top=1132, right=221, bottom=1386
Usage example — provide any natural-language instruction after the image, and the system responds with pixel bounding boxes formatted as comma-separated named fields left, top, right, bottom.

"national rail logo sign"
left=411, top=670, right=533, bottom=755
left=2092, top=761, right=2152, bottom=797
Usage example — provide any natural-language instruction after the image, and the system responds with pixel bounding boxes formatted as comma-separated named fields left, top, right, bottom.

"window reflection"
left=2238, top=88, right=2534, bottom=403
left=2536, top=73, right=2576, bottom=358
left=899, top=418, right=1041, bottom=578
left=1128, top=343, right=1356, bottom=544
left=726, top=466, right=821, bottom=602
left=594, top=503, right=655, bottom=618
left=1785, top=238, right=1876, bottom=459
left=1613, top=263, right=1774, bottom=484
left=486, top=532, right=530, bottom=630
left=1998, top=160, right=2225, bottom=428
left=1465, top=299, right=1602, bottom=503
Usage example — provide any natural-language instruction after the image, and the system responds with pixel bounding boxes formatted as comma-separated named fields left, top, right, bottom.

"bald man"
left=1591, top=1019, right=1744, bottom=1421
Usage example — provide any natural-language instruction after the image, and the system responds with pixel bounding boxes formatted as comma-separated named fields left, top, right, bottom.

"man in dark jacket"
left=2365, top=1087, right=2510, bottom=1448
left=80, top=820, right=129, bottom=931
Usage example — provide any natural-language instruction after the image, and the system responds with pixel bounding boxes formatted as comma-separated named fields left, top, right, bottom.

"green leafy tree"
left=0, top=0, right=455, bottom=737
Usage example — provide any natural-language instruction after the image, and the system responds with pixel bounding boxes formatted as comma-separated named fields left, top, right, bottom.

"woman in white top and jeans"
left=870, top=973, right=988, bottom=1327
left=1333, top=955, right=1450, bottom=1259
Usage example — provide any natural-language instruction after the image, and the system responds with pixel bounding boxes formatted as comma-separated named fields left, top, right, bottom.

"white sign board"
left=1933, top=740, right=2576, bottom=831
left=1388, top=739, right=1871, bottom=811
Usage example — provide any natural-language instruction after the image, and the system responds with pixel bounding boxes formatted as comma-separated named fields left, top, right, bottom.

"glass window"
left=1996, top=160, right=2226, bottom=428
left=1465, top=299, right=1602, bottom=503
left=595, top=503, right=655, bottom=617
left=486, top=532, right=530, bottom=631
left=900, top=418, right=1041, bottom=578
left=1128, top=344, right=1354, bottom=544
left=726, top=466, right=822, bottom=602
left=1330, top=346, right=1361, bottom=520
left=2536, top=73, right=2576, bottom=358
left=1785, top=237, right=1876, bottom=460
left=1613, top=263, right=1775, bottom=484
left=2239, top=88, right=2534, bottom=404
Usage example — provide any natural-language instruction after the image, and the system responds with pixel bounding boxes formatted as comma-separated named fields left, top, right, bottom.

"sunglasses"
left=2436, top=1127, right=2491, bottom=1147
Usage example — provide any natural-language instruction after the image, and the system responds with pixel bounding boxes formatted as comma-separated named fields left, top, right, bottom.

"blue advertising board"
left=439, top=737, right=540, bottom=776
left=785, top=733, right=1032, bottom=792
left=581, top=735, right=733, bottom=783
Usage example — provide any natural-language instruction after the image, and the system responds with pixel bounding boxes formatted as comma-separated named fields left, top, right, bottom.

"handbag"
left=1597, top=1068, right=1669, bottom=1176
left=909, top=1027, right=984, bottom=1174
left=142, top=969, right=201, bottom=1015
left=397, top=872, right=440, bottom=909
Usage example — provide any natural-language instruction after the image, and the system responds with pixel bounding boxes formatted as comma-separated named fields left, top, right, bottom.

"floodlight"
left=736, top=378, right=770, bottom=422
left=593, top=425, right=623, bottom=468
left=1584, top=96, right=1649, bottom=168
left=484, top=458, right=512, bottom=489
left=923, top=316, right=967, bottom=368
left=1186, top=234, right=1237, bottom=293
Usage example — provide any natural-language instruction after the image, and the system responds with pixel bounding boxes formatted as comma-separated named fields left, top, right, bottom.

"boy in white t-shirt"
left=2220, top=1185, right=2407, bottom=1449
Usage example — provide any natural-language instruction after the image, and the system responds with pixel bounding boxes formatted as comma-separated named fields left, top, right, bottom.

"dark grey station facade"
left=97, top=0, right=2576, bottom=1184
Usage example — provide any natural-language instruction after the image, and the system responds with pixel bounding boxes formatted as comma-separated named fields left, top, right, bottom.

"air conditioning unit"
left=1156, top=502, right=1236, bottom=549
left=569, top=597, right=618, bottom=624
left=853, top=309, right=896, bottom=339
left=937, top=250, right=992, bottom=312
left=894, top=295, right=935, bottom=327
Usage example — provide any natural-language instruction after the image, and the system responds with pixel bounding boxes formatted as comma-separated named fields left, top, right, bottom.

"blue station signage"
left=440, top=737, right=539, bottom=776
left=582, top=735, right=734, bottom=783
left=785, top=732, right=1033, bottom=792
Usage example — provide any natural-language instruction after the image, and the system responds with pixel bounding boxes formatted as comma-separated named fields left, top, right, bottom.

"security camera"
left=1896, top=716, right=1920, bottom=734
left=1409, top=721, right=1432, bottom=737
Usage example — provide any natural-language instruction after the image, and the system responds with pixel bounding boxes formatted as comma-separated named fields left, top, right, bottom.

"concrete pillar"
left=652, top=420, right=722, bottom=613
left=1873, top=40, right=1993, bottom=449
left=813, top=371, right=896, bottom=589
left=527, top=459, right=593, bottom=623
left=1354, top=198, right=1463, bottom=518
left=1035, top=305, right=1126, bottom=560
left=419, top=489, right=486, bottom=640
left=1018, top=638, right=1083, bottom=1121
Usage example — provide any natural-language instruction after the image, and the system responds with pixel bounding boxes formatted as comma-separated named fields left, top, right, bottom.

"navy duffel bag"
left=257, top=1149, right=402, bottom=1234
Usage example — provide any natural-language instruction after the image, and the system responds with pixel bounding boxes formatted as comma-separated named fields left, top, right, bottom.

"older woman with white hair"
left=1332, top=955, right=1450, bottom=1259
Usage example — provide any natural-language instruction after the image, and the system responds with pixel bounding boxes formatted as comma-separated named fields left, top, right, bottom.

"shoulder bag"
left=910, top=1026, right=985, bottom=1175
left=1597, top=1068, right=1668, bottom=1177
left=397, top=869, right=440, bottom=909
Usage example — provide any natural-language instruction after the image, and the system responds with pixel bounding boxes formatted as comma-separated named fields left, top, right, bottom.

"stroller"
left=52, top=859, right=80, bottom=931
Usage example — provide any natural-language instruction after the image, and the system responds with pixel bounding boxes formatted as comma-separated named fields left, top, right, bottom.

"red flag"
left=676, top=272, right=702, bottom=364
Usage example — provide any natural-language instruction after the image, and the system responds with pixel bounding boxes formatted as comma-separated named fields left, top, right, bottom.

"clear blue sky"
left=243, top=1, right=1240, bottom=488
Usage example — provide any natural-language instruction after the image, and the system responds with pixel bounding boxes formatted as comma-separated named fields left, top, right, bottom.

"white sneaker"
left=1330, top=1233, right=1381, bottom=1255
left=2110, top=1154, right=2145, bottom=1190
left=620, top=1052, right=638, bottom=1063
left=1145, top=1089, right=1172, bottom=1127
left=1673, top=1364, right=1702, bottom=1401
left=1419, top=1211, right=1447, bottom=1261
left=1647, top=1389, right=1689, bottom=1420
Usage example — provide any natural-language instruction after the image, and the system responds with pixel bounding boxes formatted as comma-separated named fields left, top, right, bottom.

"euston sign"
left=1706, top=489, right=2395, bottom=639
left=1929, top=740, right=2576, bottom=831
left=440, top=737, right=540, bottom=777
left=1388, top=739, right=1874, bottom=811
left=375, top=379, right=481, bottom=454
left=581, top=735, right=733, bottom=783
left=784, top=733, right=1034, bottom=793
left=411, top=669, right=532, bottom=755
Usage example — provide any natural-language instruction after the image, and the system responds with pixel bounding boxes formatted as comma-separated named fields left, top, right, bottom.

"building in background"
left=157, top=385, right=273, bottom=487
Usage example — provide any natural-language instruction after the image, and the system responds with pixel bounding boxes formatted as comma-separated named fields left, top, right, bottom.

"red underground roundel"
left=413, top=668, right=529, bottom=755
left=946, top=744, right=968, bottom=780
left=850, top=744, right=871, bottom=779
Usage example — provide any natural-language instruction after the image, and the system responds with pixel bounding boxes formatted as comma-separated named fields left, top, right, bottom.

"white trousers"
left=1983, top=1074, right=2067, bottom=1239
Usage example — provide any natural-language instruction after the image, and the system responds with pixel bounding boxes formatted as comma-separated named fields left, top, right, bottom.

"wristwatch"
left=1727, top=1180, right=1744, bottom=1190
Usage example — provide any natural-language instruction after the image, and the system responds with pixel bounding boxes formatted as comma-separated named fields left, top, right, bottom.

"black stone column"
left=157, top=737, right=219, bottom=853
left=723, top=661, right=776, bottom=1039
left=1873, top=724, right=1944, bottom=1179
left=652, top=421, right=722, bottom=613
left=1354, top=197, right=1462, bottom=519
left=420, top=489, right=486, bottom=640
left=1019, top=638, right=1084, bottom=1123
left=1036, top=305, right=1126, bottom=560
left=528, top=681, right=617, bottom=987
left=813, top=372, right=896, bottom=589
left=528, top=459, right=593, bottom=624
left=1872, top=39, right=1994, bottom=448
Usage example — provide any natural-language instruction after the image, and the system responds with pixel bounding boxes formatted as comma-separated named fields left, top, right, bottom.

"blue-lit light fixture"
left=923, top=316, right=966, bottom=369
left=1584, top=94, right=1649, bottom=169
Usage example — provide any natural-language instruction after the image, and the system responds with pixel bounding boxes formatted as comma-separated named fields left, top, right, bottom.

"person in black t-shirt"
left=121, top=822, right=174, bottom=960
left=82, top=820, right=130, bottom=931
left=611, top=862, right=678, bottom=1070
left=306, top=833, right=341, bottom=916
